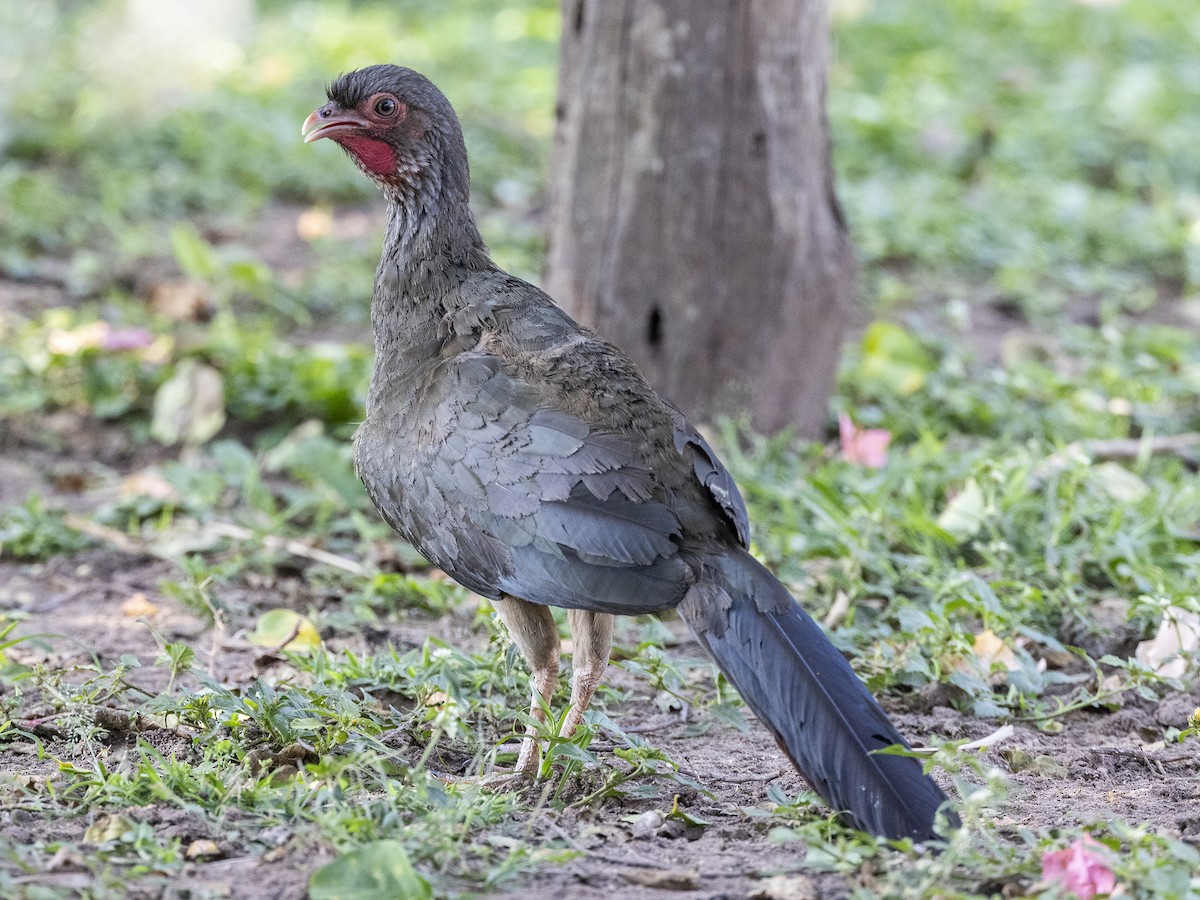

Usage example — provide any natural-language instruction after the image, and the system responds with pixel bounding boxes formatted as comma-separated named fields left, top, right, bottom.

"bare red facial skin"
left=336, top=135, right=398, bottom=177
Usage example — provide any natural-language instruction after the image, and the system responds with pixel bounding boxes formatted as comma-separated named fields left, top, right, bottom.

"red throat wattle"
left=337, top=136, right=397, bottom=177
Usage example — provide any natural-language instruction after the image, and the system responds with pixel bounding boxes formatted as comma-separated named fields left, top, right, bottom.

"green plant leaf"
left=857, top=321, right=934, bottom=397
left=170, top=224, right=218, bottom=281
left=309, top=841, right=432, bottom=900
left=248, top=609, right=321, bottom=652
left=937, top=478, right=986, bottom=541
left=1090, top=461, right=1150, bottom=504
left=151, top=359, right=226, bottom=446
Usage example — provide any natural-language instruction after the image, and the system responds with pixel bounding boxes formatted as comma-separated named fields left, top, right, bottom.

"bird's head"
left=302, top=65, right=466, bottom=199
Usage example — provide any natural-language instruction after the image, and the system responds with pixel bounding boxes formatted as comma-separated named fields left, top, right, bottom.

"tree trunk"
left=545, top=0, right=853, bottom=437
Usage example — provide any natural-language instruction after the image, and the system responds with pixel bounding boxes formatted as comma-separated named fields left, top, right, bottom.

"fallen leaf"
left=120, top=592, right=159, bottom=618
left=911, top=723, right=1013, bottom=754
left=247, top=609, right=321, bottom=653
left=309, top=841, right=432, bottom=900
left=838, top=413, right=890, bottom=468
left=120, top=469, right=178, bottom=501
left=620, top=868, right=699, bottom=890
left=938, top=478, right=986, bottom=541
left=47, top=321, right=109, bottom=356
left=858, top=321, right=932, bottom=396
left=1091, top=462, right=1149, bottom=504
left=1135, top=609, right=1200, bottom=678
left=629, top=810, right=664, bottom=840
left=185, top=839, right=221, bottom=860
left=823, top=590, right=851, bottom=629
left=148, top=278, right=211, bottom=321
left=151, top=359, right=226, bottom=446
left=83, top=814, right=135, bottom=845
left=950, top=628, right=1021, bottom=685
left=1041, top=836, right=1115, bottom=899
left=750, top=874, right=817, bottom=900
left=1001, top=749, right=1068, bottom=778
left=974, top=629, right=1020, bottom=676
left=44, top=846, right=86, bottom=871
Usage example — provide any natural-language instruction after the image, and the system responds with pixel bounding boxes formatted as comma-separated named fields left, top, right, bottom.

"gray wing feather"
left=670, top=409, right=750, bottom=547
left=362, top=351, right=726, bottom=615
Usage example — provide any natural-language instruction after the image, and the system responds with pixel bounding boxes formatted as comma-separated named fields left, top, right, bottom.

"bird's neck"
left=371, top=177, right=492, bottom=364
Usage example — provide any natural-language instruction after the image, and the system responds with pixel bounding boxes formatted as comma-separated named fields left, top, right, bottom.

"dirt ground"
left=2, top=257, right=1200, bottom=899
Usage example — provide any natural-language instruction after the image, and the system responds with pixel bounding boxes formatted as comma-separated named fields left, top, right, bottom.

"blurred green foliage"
left=3, top=0, right=1196, bottom=313
left=831, top=0, right=1200, bottom=313
left=0, top=0, right=557, bottom=285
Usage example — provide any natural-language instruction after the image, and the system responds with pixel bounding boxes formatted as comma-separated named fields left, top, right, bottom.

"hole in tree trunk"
left=646, top=306, right=663, bottom=350
left=573, top=0, right=586, bottom=34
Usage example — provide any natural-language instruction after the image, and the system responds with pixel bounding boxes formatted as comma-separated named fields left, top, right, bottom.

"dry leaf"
left=185, top=839, right=221, bottom=859
left=148, top=278, right=211, bottom=321
left=750, top=874, right=817, bottom=900
left=45, top=846, right=86, bottom=871
left=83, top=814, right=135, bottom=845
left=823, top=590, right=852, bottom=629
left=247, top=609, right=321, bottom=653
left=620, top=868, right=699, bottom=890
left=47, top=321, right=109, bottom=356
left=1135, top=609, right=1200, bottom=678
left=959, top=629, right=1020, bottom=684
left=120, top=469, right=177, bottom=501
left=120, top=592, right=159, bottom=618
left=912, top=723, right=1014, bottom=755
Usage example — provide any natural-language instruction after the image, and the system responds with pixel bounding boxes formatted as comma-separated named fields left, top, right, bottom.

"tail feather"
left=679, top=547, right=956, bottom=841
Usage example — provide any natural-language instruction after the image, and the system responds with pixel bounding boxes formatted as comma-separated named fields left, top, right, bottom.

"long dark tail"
left=678, top=547, right=956, bottom=841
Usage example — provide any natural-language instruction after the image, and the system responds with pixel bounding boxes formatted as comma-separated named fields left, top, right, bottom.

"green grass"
left=831, top=0, right=1200, bottom=317
left=3, top=0, right=1200, bottom=897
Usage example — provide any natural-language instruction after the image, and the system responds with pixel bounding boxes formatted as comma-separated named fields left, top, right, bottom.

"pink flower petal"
left=1042, top=836, right=1115, bottom=899
left=102, top=328, right=155, bottom=352
left=838, top=413, right=891, bottom=468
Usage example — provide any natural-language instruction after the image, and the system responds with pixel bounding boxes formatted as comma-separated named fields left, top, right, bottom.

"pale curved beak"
left=302, top=103, right=371, bottom=143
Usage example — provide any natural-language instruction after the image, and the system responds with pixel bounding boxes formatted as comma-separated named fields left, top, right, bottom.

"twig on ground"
left=63, top=515, right=144, bottom=555
left=710, top=769, right=787, bottom=784
left=910, top=723, right=1015, bottom=755
left=207, top=521, right=368, bottom=575
left=63, top=514, right=367, bottom=576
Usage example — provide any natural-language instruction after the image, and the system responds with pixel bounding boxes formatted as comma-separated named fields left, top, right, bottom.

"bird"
left=302, top=64, right=956, bottom=842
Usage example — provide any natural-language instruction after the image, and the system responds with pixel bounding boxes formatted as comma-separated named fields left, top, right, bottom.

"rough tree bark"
left=545, top=0, right=853, bottom=437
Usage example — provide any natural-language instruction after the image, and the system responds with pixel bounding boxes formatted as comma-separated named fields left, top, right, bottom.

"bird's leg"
left=491, top=595, right=560, bottom=776
left=561, top=610, right=614, bottom=738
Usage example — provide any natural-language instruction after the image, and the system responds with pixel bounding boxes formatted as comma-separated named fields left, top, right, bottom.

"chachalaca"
left=302, top=65, right=956, bottom=841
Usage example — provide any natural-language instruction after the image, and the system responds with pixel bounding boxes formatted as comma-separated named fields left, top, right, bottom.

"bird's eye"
left=374, top=97, right=397, bottom=117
